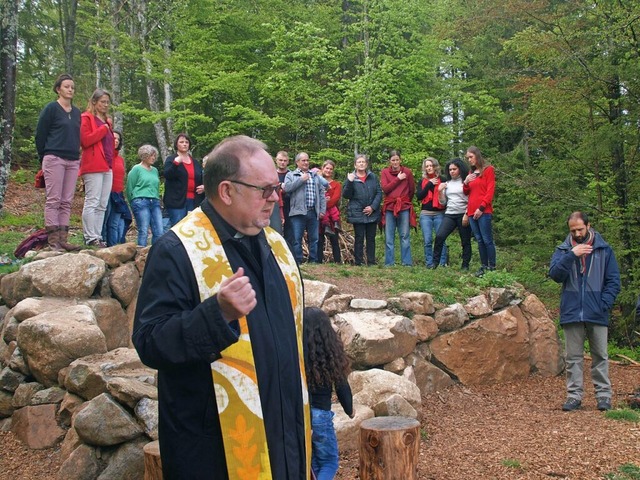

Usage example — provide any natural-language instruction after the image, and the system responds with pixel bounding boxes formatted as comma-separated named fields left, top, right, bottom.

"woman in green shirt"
left=127, top=144, right=163, bottom=246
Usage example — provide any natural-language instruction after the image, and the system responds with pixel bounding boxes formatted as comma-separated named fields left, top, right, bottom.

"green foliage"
left=610, top=346, right=640, bottom=364
left=604, top=410, right=640, bottom=424
left=9, top=169, right=35, bottom=185
left=603, top=464, right=640, bottom=480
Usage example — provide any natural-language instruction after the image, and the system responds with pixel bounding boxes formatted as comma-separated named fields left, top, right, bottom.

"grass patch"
left=0, top=212, right=44, bottom=229
left=604, top=463, right=640, bottom=480
left=604, top=409, right=640, bottom=423
left=500, top=458, right=523, bottom=469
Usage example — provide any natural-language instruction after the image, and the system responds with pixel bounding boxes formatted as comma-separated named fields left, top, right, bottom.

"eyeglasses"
left=229, top=179, right=282, bottom=199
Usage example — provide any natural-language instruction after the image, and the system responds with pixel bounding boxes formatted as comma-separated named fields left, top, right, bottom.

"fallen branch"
left=614, top=354, right=640, bottom=366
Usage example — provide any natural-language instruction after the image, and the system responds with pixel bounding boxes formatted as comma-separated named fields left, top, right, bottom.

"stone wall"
left=0, top=245, right=565, bottom=478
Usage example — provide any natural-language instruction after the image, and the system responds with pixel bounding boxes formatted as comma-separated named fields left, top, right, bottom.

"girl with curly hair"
left=303, top=307, right=354, bottom=480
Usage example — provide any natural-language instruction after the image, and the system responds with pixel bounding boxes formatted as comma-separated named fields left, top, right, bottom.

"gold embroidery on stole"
left=173, top=208, right=311, bottom=480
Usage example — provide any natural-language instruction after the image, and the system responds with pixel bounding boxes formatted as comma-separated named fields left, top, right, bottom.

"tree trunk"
left=163, top=38, right=174, bottom=144
left=0, top=0, right=19, bottom=213
left=143, top=440, right=163, bottom=480
left=608, top=75, right=632, bottom=275
left=134, top=0, right=169, bottom=159
left=58, top=0, right=78, bottom=74
left=110, top=0, right=123, bottom=133
left=359, top=416, right=420, bottom=480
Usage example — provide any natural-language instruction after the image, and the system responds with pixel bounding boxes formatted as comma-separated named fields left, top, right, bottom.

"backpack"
left=14, top=228, right=49, bottom=259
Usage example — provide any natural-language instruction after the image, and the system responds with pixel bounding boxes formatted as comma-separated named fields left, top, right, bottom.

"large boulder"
left=0, top=271, right=41, bottom=308
left=433, top=303, right=468, bottom=332
left=403, top=353, right=454, bottom=395
left=80, top=299, right=130, bottom=351
left=17, top=306, right=108, bottom=386
left=333, top=402, right=374, bottom=452
left=0, top=390, right=15, bottom=417
left=19, top=253, right=107, bottom=298
left=135, top=397, right=159, bottom=440
left=93, top=243, right=138, bottom=268
left=57, top=444, right=102, bottom=480
left=73, top=393, right=143, bottom=446
left=97, top=437, right=147, bottom=480
left=463, top=294, right=493, bottom=318
left=9, top=297, right=77, bottom=322
left=399, top=292, right=435, bottom=315
left=349, top=369, right=422, bottom=412
left=322, top=294, right=354, bottom=317
left=64, top=348, right=154, bottom=401
left=11, top=404, right=66, bottom=449
left=519, top=294, right=564, bottom=376
left=412, top=315, right=438, bottom=342
left=303, top=280, right=339, bottom=308
left=335, top=311, right=417, bottom=368
left=107, top=377, right=157, bottom=409
left=430, top=305, right=530, bottom=385
left=109, top=263, right=140, bottom=308
left=372, top=393, right=418, bottom=419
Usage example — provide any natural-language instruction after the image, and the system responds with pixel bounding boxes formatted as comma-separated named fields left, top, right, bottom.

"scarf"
left=173, top=208, right=311, bottom=480
left=570, top=229, right=594, bottom=274
left=420, top=175, right=443, bottom=209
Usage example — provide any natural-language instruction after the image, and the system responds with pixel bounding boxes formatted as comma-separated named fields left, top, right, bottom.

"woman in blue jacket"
left=342, top=154, right=382, bottom=266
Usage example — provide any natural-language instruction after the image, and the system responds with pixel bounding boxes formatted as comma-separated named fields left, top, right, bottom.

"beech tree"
left=0, top=0, right=18, bottom=212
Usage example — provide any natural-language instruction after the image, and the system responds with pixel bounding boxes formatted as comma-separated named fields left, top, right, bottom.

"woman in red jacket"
left=317, top=160, right=342, bottom=263
left=79, top=89, right=114, bottom=247
left=463, top=146, right=496, bottom=277
left=104, top=130, right=130, bottom=246
left=381, top=150, right=415, bottom=266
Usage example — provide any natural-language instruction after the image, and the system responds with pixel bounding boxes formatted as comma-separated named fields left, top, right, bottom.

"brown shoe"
left=59, top=226, right=81, bottom=252
left=46, top=226, right=64, bottom=252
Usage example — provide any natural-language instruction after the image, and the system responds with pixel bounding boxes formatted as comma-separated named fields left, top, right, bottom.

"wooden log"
left=359, top=416, right=420, bottom=480
left=143, top=440, right=163, bottom=480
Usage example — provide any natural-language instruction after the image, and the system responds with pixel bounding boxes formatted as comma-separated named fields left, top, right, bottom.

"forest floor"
left=1, top=180, right=639, bottom=479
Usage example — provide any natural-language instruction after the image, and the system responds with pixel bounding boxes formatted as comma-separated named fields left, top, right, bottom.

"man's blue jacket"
left=549, top=230, right=620, bottom=326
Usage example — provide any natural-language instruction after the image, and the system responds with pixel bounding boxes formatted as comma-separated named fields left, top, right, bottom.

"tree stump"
left=359, top=416, right=420, bottom=480
left=143, top=440, right=163, bottom=480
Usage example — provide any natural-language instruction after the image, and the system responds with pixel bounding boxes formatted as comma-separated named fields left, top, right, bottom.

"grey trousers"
left=82, top=171, right=113, bottom=243
left=564, top=322, right=611, bottom=400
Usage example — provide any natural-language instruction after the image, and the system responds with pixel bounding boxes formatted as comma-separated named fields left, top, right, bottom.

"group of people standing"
left=35, top=74, right=204, bottom=250
left=273, top=147, right=497, bottom=276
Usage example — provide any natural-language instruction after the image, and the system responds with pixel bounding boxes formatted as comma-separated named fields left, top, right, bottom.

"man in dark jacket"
left=549, top=212, right=620, bottom=412
left=133, top=136, right=311, bottom=479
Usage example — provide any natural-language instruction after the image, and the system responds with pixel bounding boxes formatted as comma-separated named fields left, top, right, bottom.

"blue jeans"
left=101, top=197, right=112, bottom=243
left=290, top=209, right=320, bottom=263
left=166, top=199, right=196, bottom=230
left=420, top=213, right=447, bottom=267
left=311, top=408, right=339, bottom=480
left=468, top=213, right=496, bottom=268
left=106, top=202, right=124, bottom=246
left=131, top=198, right=163, bottom=247
left=384, top=209, right=412, bottom=266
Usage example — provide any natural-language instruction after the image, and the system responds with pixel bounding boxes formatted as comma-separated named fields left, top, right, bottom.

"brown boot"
left=46, top=226, right=64, bottom=252
left=59, top=226, right=81, bottom=251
